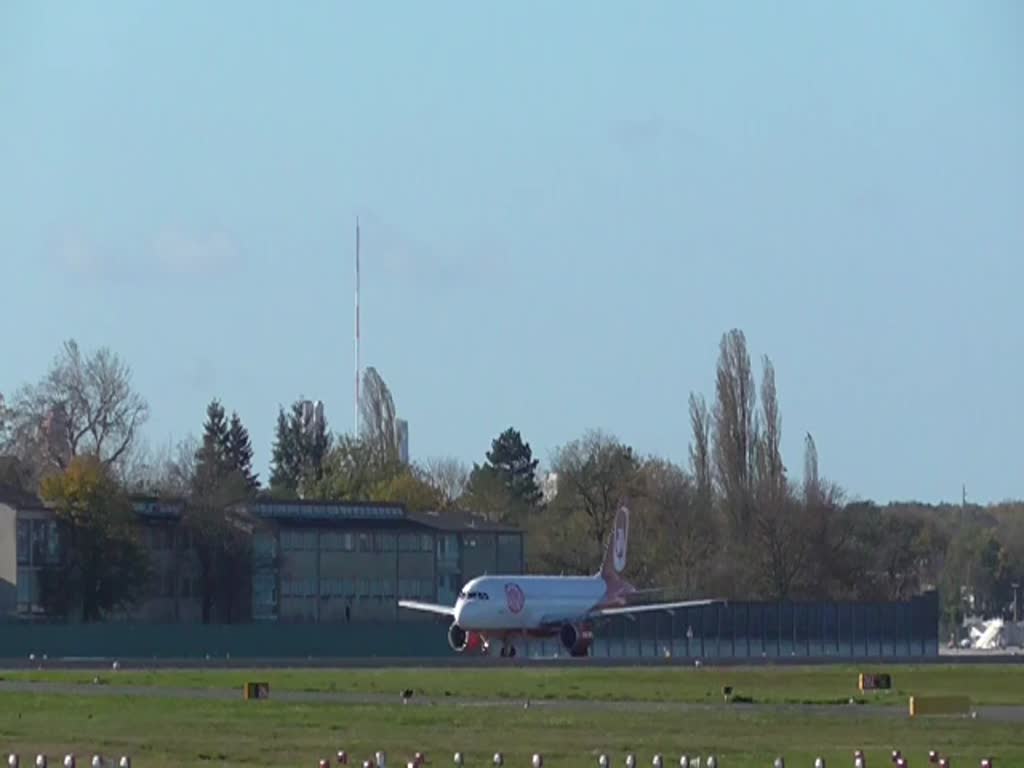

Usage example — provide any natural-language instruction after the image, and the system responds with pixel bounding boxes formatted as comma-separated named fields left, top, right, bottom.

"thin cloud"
left=356, top=211, right=510, bottom=283
left=55, top=232, right=108, bottom=275
left=186, top=355, right=218, bottom=394
left=610, top=116, right=668, bottom=150
left=51, top=227, right=241, bottom=282
left=608, top=116, right=714, bottom=157
left=151, top=229, right=240, bottom=276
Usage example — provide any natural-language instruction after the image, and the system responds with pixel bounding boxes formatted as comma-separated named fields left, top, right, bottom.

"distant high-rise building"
left=299, top=400, right=326, bottom=435
left=542, top=472, right=559, bottom=503
left=43, top=403, right=71, bottom=466
left=396, top=419, right=409, bottom=464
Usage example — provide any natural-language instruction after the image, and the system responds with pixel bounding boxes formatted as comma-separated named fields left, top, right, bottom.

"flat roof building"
left=238, top=499, right=522, bottom=623
left=0, top=485, right=524, bottom=624
left=0, top=485, right=54, bottom=618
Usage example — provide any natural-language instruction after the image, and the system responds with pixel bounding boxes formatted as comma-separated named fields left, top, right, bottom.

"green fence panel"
left=0, top=591, right=939, bottom=660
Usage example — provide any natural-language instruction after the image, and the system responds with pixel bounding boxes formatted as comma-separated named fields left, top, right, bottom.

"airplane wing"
left=537, top=599, right=724, bottom=628
left=588, top=598, right=722, bottom=618
left=397, top=599, right=455, bottom=617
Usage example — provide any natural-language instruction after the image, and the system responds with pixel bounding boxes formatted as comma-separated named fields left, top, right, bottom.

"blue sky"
left=2, top=2, right=1021, bottom=504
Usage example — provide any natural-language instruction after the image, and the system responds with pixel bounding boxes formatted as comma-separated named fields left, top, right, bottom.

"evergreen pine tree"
left=269, top=399, right=332, bottom=497
left=193, top=399, right=231, bottom=496
left=485, top=427, right=542, bottom=507
left=300, top=402, right=331, bottom=488
left=269, top=406, right=299, bottom=493
left=287, top=400, right=309, bottom=482
left=226, top=411, right=259, bottom=492
left=187, top=398, right=252, bottom=624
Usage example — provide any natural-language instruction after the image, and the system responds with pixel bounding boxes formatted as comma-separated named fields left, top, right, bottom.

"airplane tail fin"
left=600, top=503, right=634, bottom=601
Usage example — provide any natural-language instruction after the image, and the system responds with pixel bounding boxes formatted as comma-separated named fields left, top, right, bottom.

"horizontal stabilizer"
left=397, top=599, right=455, bottom=617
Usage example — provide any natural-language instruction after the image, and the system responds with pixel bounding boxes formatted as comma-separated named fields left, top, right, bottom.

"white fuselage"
left=453, top=574, right=608, bottom=632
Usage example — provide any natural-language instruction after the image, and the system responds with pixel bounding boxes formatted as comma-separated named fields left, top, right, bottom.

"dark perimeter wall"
left=0, top=591, right=938, bottom=660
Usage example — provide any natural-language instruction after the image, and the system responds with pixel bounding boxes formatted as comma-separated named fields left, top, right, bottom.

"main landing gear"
left=474, top=635, right=517, bottom=658
left=499, top=638, right=518, bottom=657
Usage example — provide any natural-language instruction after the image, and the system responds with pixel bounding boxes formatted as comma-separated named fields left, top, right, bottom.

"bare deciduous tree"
left=0, top=455, right=32, bottom=491
left=632, top=458, right=716, bottom=594
left=754, top=355, right=786, bottom=503
left=165, top=434, right=200, bottom=496
left=747, top=354, right=817, bottom=600
left=0, top=392, right=10, bottom=446
left=711, top=329, right=758, bottom=536
left=3, top=340, right=149, bottom=482
left=803, top=432, right=820, bottom=505
left=525, top=503, right=596, bottom=576
left=308, top=434, right=388, bottom=502
left=750, top=488, right=815, bottom=600
left=125, top=434, right=199, bottom=496
left=118, top=436, right=164, bottom=493
left=688, top=392, right=712, bottom=511
left=549, top=429, right=641, bottom=564
left=421, top=456, right=469, bottom=508
left=798, top=433, right=852, bottom=599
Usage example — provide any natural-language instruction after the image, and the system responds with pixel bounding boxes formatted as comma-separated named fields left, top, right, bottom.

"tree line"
left=1, top=334, right=1021, bottom=633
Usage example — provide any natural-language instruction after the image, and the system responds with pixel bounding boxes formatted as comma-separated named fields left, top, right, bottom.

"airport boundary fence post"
left=745, top=602, right=751, bottom=657
left=805, top=604, right=811, bottom=657
left=909, top=593, right=917, bottom=655
left=776, top=602, right=781, bottom=656
left=834, top=603, right=841, bottom=656
left=668, top=608, right=675, bottom=657
left=700, top=607, right=705, bottom=658
left=731, top=603, right=737, bottom=658
left=847, top=604, right=854, bottom=658
left=878, top=604, right=884, bottom=657
left=866, top=604, right=873, bottom=657
left=763, top=603, right=769, bottom=656
left=715, top=606, right=723, bottom=659
left=653, top=611, right=659, bottom=657
left=684, top=607, right=691, bottom=657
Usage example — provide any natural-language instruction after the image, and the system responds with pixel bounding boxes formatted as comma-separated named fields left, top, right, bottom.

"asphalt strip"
left=1, top=680, right=1022, bottom=722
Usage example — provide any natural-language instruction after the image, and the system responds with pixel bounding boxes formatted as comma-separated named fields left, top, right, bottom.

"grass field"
left=0, top=665, right=1020, bottom=767
left=0, top=691, right=1017, bottom=768
left=2, top=664, right=1023, bottom=707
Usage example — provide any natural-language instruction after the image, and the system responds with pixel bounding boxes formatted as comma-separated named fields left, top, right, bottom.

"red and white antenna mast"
left=354, top=217, right=361, bottom=436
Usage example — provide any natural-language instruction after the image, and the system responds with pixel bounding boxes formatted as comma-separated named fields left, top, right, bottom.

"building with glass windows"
left=241, top=501, right=523, bottom=623
left=128, top=496, right=204, bottom=622
left=0, top=486, right=524, bottom=624
left=1, top=485, right=60, bottom=616
left=0, top=490, right=207, bottom=622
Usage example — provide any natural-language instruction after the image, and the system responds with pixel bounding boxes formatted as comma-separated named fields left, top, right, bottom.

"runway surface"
left=0, top=651, right=1022, bottom=670
left=3, top=678, right=1024, bottom=723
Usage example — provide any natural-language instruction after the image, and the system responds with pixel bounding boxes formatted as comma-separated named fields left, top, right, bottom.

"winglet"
left=600, top=503, right=634, bottom=601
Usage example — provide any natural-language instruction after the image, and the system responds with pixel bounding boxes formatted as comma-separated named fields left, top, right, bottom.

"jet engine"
left=447, top=623, right=483, bottom=653
left=559, top=623, right=594, bottom=657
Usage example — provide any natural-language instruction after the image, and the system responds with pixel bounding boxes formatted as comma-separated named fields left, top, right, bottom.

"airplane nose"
left=454, top=602, right=465, bottom=625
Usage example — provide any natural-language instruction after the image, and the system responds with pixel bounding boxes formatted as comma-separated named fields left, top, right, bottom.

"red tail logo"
left=613, top=515, right=627, bottom=572
left=505, top=583, right=525, bottom=614
left=600, top=505, right=634, bottom=602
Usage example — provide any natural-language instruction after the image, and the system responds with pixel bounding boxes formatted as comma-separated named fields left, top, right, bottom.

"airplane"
left=397, top=504, right=719, bottom=658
